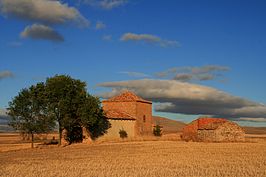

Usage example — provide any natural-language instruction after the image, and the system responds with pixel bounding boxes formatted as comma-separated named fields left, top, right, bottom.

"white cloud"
left=102, top=34, right=112, bottom=41
left=83, top=0, right=127, bottom=10
left=95, top=21, right=106, bottom=30
left=20, top=24, right=64, bottom=42
left=120, top=33, right=180, bottom=48
left=0, top=71, right=14, bottom=80
left=0, top=0, right=89, bottom=27
left=119, top=71, right=150, bottom=78
left=121, top=33, right=160, bottom=42
left=98, top=79, right=266, bottom=120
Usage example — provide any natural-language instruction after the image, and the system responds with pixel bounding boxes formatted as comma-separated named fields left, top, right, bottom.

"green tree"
left=153, top=125, right=162, bottom=136
left=45, top=75, right=87, bottom=145
left=8, top=83, right=55, bottom=148
left=78, top=95, right=110, bottom=140
left=8, top=74, right=110, bottom=146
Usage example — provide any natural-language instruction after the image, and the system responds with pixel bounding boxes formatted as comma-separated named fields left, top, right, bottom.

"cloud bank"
left=20, top=24, right=64, bottom=42
left=156, top=65, right=230, bottom=82
left=98, top=79, right=266, bottom=120
left=120, top=33, right=180, bottom=48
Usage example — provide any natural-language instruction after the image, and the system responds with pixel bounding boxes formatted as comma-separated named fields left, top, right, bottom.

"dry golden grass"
left=0, top=133, right=31, bottom=152
left=1, top=133, right=266, bottom=177
left=0, top=133, right=58, bottom=152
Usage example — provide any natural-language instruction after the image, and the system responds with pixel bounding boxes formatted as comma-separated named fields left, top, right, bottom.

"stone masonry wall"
left=197, top=130, right=217, bottom=142
left=181, top=118, right=245, bottom=142
left=215, top=122, right=245, bottom=142
left=181, top=119, right=198, bottom=141
left=136, top=102, right=152, bottom=136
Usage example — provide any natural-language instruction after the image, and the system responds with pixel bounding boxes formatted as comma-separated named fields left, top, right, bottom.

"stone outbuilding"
left=181, top=118, right=245, bottom=142
left=102, top=91, right=152, bottom=138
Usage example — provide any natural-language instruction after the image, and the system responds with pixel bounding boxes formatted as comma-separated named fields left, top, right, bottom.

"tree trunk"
left=58, top=123, right=62, bottom=146
left=31, top=133, right=34, bottom=148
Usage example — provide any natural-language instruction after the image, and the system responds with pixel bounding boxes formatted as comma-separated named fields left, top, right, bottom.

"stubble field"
left=0, top=133, right=266, bottom=177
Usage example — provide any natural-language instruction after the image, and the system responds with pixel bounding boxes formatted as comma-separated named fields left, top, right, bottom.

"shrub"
left=119, top=129, right=128, bottom=139
left=153, top=125, right=162, bottom=136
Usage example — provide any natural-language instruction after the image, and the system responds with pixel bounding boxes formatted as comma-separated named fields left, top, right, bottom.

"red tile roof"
left=183, top=118, right=228, bottom=133
left=105, top=109, right=136, bottom=120
left=197, top=118, right=227, bottom=130
left=103, top=91, right=152, bottom=104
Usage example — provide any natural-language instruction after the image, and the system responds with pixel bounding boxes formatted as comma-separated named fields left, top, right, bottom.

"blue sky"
left=1, top=0, right=266, bottom=126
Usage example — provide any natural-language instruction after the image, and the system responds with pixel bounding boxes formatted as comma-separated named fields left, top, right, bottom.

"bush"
left=153, top=125, right=162, bottom=136
left=119, top=129, right=128, bottom=139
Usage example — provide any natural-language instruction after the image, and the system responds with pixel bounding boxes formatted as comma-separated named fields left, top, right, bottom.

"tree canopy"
left=79, top=95, right=110, bottom=140
left=8, top=83, right=55, bottom=148
left=45, top=75, right=87, bottom=145
left=8, top=75, right=110, bottom=147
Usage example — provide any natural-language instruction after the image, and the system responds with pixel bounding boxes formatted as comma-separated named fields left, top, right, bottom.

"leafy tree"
left=8, top=74, right=111, bottom=146
left=153, top=125, right=162, bottom=136
left=78, top=95, right=110, bottom=140
left=45, top=75, right=87, bottom=145
left=8, top=83, right=55, bottom=148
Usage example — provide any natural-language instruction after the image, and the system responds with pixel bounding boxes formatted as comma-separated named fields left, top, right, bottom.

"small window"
left=143, top=115, right=146, bottom=123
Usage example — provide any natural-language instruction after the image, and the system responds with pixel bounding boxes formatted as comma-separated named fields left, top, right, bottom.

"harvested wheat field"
left=1, top=138, right=266, bottom=177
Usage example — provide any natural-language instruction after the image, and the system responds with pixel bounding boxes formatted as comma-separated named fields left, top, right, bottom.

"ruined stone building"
left=181, top=118, right=245, bottom=142
left=102, top=91, right=153, bottom=138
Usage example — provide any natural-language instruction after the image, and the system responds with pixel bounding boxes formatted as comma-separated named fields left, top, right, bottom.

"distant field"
left=243, top=126, right=266, bottom=134
left=0, top=133, right=58, bottom=152
left=0, top=133, right=266, bottom=177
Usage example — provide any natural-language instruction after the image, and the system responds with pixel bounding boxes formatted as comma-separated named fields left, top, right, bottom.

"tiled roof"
left=103, top=91, right=151, bottom=103
left=182, top=118, right=228, bottom=134
left=105, top=109, right=136, bottom=120
left=197, top=118, right=228, bottom=130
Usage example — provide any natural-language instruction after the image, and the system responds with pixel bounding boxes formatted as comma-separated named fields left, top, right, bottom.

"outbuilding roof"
left=197, top=118, right=228, bottom=130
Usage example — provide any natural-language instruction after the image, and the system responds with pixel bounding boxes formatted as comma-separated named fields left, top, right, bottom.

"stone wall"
left=135, top=102, right=153, bottom=136
left=181, top=118, right=245, bottom=142
left=181, top=119, right=198, bottom=141
left=215, top=122, right=245, bottom=142
left=197, top=123, right=245, bottom=142
left=104, top=119, right=135, bottom=138
left=103, top=100, right=153, bottom=136
left=197, top=130, right=217, bottom=142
